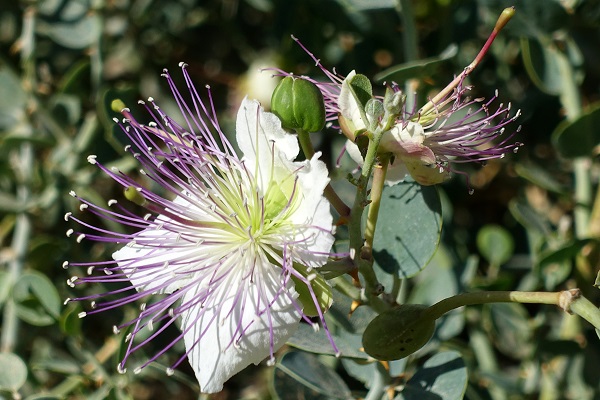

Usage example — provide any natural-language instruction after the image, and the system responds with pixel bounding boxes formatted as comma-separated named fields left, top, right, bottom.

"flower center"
left=204, top=157, right=299, bottom=249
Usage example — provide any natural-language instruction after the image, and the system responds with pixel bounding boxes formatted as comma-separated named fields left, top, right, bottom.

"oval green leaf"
left=476, top=224, right=514, bottom=267
left=396, top=351, right=467, bottom=400
left=374, top=44, right=457, bottom=83
left=0, top=353, right=28, bottom=391
left=538, top=239, right=593, bottom=290
left=12, top=271, right=61, bottom=326
left=484, top=303, right=534, bottom=359
left=520, top=37, right=564, bottom=95
left=372, top=181, right=442, bottom=281
left=0, top=67, right=26, bottom=129
left=40, top=14, right=102, bottom=49
left=552, top=102, right=600, bottom=158
left=272, top=351, right=352, bottom=400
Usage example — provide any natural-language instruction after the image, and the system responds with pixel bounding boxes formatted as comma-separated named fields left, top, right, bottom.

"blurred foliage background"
left=1, top=0, right=600, bottom=399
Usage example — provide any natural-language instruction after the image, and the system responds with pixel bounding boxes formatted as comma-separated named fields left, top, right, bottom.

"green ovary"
left=263, top=175, right=297, bottom=222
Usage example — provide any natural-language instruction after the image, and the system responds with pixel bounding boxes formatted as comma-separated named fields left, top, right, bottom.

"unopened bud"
left=383, top=87, right=405, bottom=116
left=271, top=76, right=326, bottom=133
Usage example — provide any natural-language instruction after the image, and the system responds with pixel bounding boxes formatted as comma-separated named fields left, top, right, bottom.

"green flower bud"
left=383, top=87, right=405, bottom=116
left=271, top=76, right=326, bottom=133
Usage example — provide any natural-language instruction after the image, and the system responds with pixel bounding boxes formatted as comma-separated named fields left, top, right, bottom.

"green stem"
left=587, top=181, right=600, bottom=237
left=393, top=274, right=407, bottom=305
left=398, top=0, right=418, bottom=61
left=569, top=294, right=600, bottom=331
left=424, top=291, right=562, bottom=321
left=297, top=129, right=351, bottom=218
left=574, top=159, right=592, bottom=238
left=348, top=131, right=384, bottom=291
left=363, top=156, right=389, bottom=260
left=422, top=289, right=600, bottom=333
left=550, top=32, right=588, bottom=239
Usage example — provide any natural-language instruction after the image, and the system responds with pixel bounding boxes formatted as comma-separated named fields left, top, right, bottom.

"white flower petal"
left=338, top=70, right=367, bottom=132
left=344, top=138, right=364, bottom=167
left=380, top=122, right=425, bottom=153
left=383, top=158, right=410, bottom=186
left=113, top=195, right=216, bottom=294
left=112, top=229, right=196, bottom=294
left=181, top=259, right=301, bottom=393
left=290, top=152, right=334, bottom=267
left=236, top=98, right=299, bottom=190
